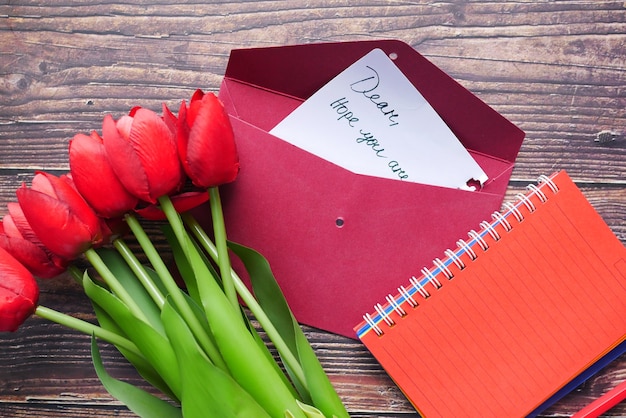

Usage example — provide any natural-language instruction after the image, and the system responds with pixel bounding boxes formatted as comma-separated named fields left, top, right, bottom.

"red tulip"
left=102, top=107, right=183, bottom=204
left=177, top=90, right=239, bottom=188
left=69, top=131, right=138, bottom=218
left=0, top=246, right=39, bottom=332
left=0, top=203, right=68, bottom=278
left=16, top=172, right=103, bottom=260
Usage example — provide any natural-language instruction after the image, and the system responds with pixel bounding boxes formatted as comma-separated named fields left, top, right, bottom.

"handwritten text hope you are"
left=329, top=65, right=408, bottom=180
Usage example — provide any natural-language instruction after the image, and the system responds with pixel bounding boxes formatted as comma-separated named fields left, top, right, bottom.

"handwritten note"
left=270, top=48, right=488, bottom=190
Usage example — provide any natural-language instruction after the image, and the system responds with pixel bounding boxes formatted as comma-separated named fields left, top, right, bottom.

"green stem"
left=209, top=186, right=237, bottom=308
left=84, top=248, right=150, bottom=324
left=113, top=237, right=166, bottom=309
left=124, top=211, right=228, bottom=372
left=35, top=305, right=140, bottom=356
left=183, top=213, right=308, bottom=390
left=68, top=264, right=83, bottom=284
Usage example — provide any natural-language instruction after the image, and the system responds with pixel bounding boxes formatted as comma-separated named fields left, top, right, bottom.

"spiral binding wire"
left=357, top=173, right=561, bottom=338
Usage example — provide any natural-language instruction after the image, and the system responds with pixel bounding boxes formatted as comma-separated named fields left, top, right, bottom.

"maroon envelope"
left=218, top=40, right=524, bottom=338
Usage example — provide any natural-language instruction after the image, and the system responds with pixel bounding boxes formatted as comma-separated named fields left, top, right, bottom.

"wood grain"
left=1, top=1, right=625, bottom=417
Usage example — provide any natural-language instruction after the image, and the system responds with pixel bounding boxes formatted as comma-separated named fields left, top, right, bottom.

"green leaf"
left=161, top=299, right=272, bottom=418
left=227, top=242, right=298, bottom=353
left=96, top=247, right=164, bottom=334
left=189, top=237, right=303, bottom=417
left=179, top=227, right=297, bottom=401
left=242, top=306, right=300, bottom=401
left=226, top=241, right=310, bottom=402
left=91, top=335, right=182, bottom=418
left=160, top=199, right=304, bottom=418
left=294, top=324, right=348, bottom=418
left=83, top=272, right=181, bottom=399
left=90, top=302, right=176, bottom=400
left=179, top=290, right=221, bottom=356
left=227, top=241, right=349, bottom=418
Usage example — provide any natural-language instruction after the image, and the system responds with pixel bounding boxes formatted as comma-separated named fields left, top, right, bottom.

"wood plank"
left=0, top=179, right=623, bottom=241
left=1, top=294, right=625, bottom=417
left=2, top=2, right=625, bottom=181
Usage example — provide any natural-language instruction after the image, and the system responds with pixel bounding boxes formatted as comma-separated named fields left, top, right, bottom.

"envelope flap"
left=224, top=40, right=524, bottom=163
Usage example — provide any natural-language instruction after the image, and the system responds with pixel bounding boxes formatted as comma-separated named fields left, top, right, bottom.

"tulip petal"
left=103, top=114, right=153, bottom=202
left=128, top=109, right=182, bottom=202
left=70, top=132, right=138, bottom=218
left=190, top=88, right=204, bottom=103
left=186, top=94, right=239, bottom=188
left=2, top=211, right=22, bottom=239
left=0, top=247, right=39, bottom=332
left=0, top=234, right=67, bottom=279
left=43, top=173, right=103, bottom=243
left=16, top=184, right=99, bottom=259
left=116, top=115, right=134, bottom=139
left=161, top=103, right=178, bottom=136
left=103, top=110, right=182, bottom=204
left=4, top=205, right=70, bottom=277
left=7, top=202, right=43, bottom=245
left=176, top=101, right=191, bottom=173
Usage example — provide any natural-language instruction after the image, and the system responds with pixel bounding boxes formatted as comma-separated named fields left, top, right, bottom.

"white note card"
left=269, top=48, right=488, bottom=191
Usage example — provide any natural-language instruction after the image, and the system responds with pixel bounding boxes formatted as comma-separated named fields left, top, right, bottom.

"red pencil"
left=572, top=379, right=626, bottom=418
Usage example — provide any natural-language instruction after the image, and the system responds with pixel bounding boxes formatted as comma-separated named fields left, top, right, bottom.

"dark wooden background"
left=1, top=1, right=625, bottom=417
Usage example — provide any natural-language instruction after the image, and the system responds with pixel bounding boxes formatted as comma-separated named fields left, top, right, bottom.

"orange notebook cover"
left=355, top=170, right=626, bottom=417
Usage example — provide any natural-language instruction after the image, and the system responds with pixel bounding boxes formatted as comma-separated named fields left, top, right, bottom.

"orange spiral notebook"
left=355, top=170, right=626, bottom=417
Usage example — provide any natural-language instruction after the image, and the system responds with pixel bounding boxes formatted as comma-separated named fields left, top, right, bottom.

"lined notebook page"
left=356, top=171, right=626, bottom=417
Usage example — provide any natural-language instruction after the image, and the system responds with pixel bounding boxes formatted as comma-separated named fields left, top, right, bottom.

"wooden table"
left=1, top=1, right=625, bottom=417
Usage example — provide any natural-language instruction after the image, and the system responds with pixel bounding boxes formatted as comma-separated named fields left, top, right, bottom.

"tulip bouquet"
left=0, top=90, right=349, bottom=418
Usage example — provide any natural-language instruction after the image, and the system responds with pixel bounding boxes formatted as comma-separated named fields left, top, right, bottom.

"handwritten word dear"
left=350, top=65, right=400, bottom=127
